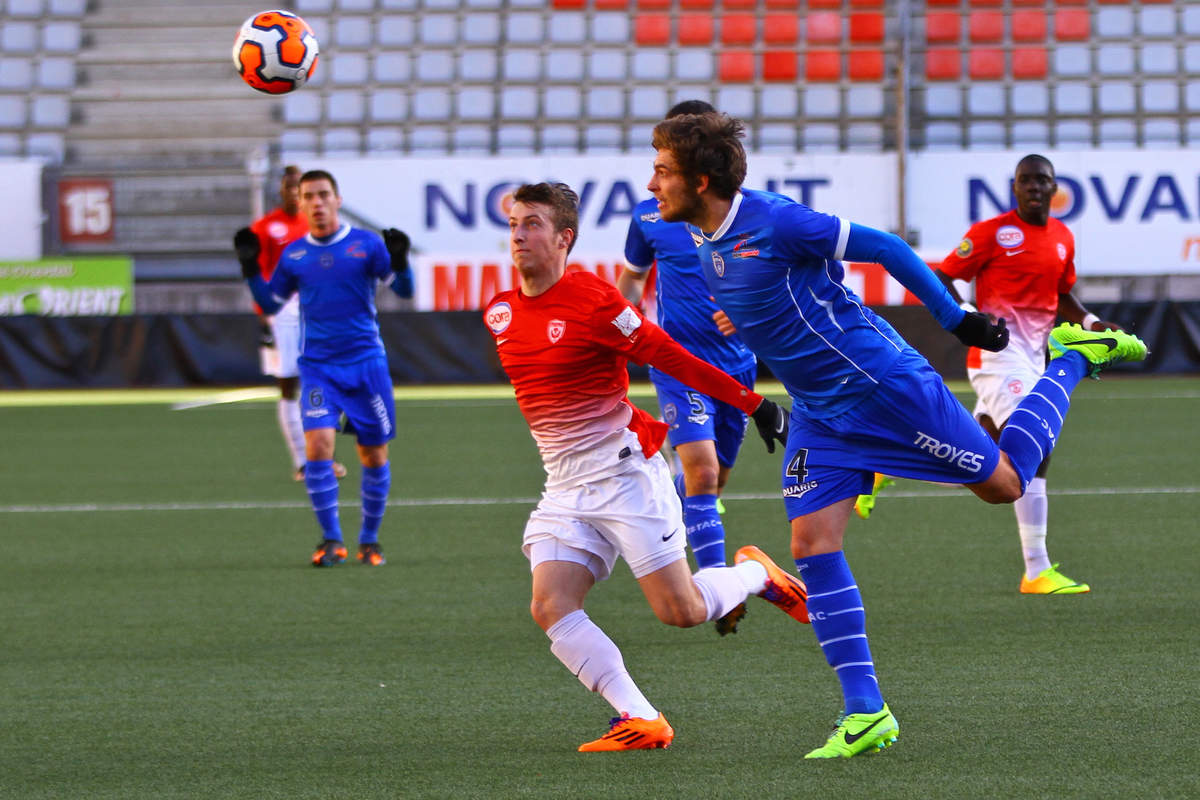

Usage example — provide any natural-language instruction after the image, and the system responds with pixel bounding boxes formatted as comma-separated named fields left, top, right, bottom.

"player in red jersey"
left=936, top=154, right=1122, bottom=595
left=484, top=182, right=804, bottom=752
left=234, top=165, right=344, bottom=481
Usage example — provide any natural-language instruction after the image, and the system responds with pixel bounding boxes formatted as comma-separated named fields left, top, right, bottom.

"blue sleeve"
left=247, top=272, right=286, bottom=315
left=623, top=214, right=653, bottom=270
left=843, top=223, right=964, bottom=330
left=374, top=233, right=413, bottom=298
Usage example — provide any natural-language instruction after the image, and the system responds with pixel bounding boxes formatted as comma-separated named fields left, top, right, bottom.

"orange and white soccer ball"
left=232, top=10, right=319, bottom=95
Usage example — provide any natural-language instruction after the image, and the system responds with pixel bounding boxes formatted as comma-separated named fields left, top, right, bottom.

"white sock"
left=692, top=565, right=756, bottom=621
left=278, top=398, right=306, bottom=470
left=546, top=610, right=657, bottom=720
left=1015, top=476, right=1051, bottom=578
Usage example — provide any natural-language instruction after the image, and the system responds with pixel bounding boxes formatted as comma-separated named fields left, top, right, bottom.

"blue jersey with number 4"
left=691, top=190, right=914, bottom=418
left=266, top=224, right=392, bottom=365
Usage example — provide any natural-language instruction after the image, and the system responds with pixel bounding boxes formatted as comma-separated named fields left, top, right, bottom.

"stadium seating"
left=0, top=0, right=1194, bottom=262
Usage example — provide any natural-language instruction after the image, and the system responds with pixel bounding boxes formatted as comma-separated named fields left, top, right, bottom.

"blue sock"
left=303, top=459, right=341, bottom=541
left=796, top=551, right=883, bottom=715
left=683, top=493, right=726, bottom=568
left=359, top=463, right=390, bottom=545
left=998, top=351, right=1088, bottom=489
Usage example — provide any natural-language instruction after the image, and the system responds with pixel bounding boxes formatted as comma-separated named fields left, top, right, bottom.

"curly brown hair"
left=651, top=112, right=747, bottom=199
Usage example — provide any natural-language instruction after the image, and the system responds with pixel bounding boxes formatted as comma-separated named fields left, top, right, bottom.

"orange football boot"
left=734, top=545, right=810, bottom=624
left=578, top=713, right=674, bottom=752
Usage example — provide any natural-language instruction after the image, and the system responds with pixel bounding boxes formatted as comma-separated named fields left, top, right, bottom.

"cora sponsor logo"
left=996, top=225, right=1025, bottom=248
left=485, top=301, right=512, bottom=334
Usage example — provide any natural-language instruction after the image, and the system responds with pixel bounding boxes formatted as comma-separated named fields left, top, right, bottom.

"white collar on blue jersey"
left=306, top=223, right=352, bottom=247
left=699, top=191, right=744, bottom=242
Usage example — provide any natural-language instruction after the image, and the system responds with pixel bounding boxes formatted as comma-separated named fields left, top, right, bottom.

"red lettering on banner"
left=433, top=264, right=473, bottom=311
left=478, top=263, right=503, bottom=308
left=846, top=262, right=886, bottom=305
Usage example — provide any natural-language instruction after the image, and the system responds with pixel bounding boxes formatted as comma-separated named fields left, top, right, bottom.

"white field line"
left=1, top=485, right=1195, bottom=514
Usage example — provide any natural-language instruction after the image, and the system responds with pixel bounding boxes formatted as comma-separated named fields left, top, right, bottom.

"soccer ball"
left=232, top=10, right=319, bottom=95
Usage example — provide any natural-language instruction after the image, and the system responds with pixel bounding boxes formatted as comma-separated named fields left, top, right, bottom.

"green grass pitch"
left=0, top=377, right=1197, bottom=799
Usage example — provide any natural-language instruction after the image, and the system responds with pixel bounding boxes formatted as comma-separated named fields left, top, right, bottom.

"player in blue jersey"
left=243, top=169, right=414, bottom=567
left=618, top=100, right=759, bottom=636
left=648, top=112, right=1148, bottom=758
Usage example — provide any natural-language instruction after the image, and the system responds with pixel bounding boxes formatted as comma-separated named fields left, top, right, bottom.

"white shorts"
left=967, top=345, right=1045, bottom=428
left=523, top=428, right=686, bottom=582
left=260, top=297, right=301, bottom=379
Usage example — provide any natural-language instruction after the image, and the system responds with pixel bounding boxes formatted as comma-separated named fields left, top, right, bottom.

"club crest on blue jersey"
left=711, top=251, right=725, bottom=277
left=547, top=319, right=565, bottom=343
left=319, top=253, right=335, bottom=268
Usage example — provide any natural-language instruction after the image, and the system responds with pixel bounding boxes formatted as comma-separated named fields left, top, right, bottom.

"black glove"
left=750, top=398, right=788, bottom=454
left=233, top=227, right=261, bottom=280
left=382, top=228, right=411, bottom=275
left=952, top=311, right=1009, bottom=352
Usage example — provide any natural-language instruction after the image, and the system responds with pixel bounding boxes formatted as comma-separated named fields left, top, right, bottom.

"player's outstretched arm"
left=749, top=398, right=788, bottom=453
left=382, top=228, right=414, bottom=299
left=1059, top=292, right=1122, bottom=332
left=844, top=223, right=1008, bottom=352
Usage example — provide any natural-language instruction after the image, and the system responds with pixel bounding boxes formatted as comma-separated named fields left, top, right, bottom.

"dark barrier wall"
left=0, top=302, right=1197, bottom=388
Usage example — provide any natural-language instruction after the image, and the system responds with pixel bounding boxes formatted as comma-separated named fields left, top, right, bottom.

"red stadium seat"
left=551, top=0, right=586, bottom=8
left=806, top=12, right=842, bottom=44
left=765, top=0, right=800, bottom=8
left=850, top=0, right=885, bottom=6
left=637, top=0, right=671, bottom=8
left=593, top=0, right=629, bottom=8
left=1096, top=0, right=1132, bottom=4
left=1055, top=0, right=1089, bottom=5
left=763, top=50, right=799, bottom=81
left=718, top=50, right=755, bottom=81
left=680, top=0, right=714, bottom=8
left=1011, top=47, right=1048, bottom=79
left=968, top=48, right=1004, bottom=79
left=968, top=11, right=1004, bottom=43
left=678, top=14, right=714, bottom=45
left=849, top=13, right=885, bottom=43
left=1054, top=9, right=1090, bottom=41
left=925, top=0, right=959, bottom=6
left=925, top=12, right=960, bottom=44
left=763, top=14, right=799, bottom=44
left=1011, top=0, right=1045, bottom=6
left=1011, top=11, right=1046, bottom=42
left=807, top=0, right=842, bottom=6
left=925, top=48, right=961, bottom=80
left=720, top=14, right=756, bottom=45
left=635, top=14, right=670, bottom=45
left=968, top=0, right=1003, bottom=6
left=723, top=0, right=757, bottom=7
left=849, top=50, right=885, bottom=81
left=806, top=50, right=842, bottom=81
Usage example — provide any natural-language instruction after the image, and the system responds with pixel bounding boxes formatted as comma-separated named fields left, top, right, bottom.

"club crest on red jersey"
left=1056, top=242, right=1067, bottom=261
left=547, top=318, right=566, bottom=343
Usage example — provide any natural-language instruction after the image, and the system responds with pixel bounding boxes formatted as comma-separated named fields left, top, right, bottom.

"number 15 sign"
left=58, top=178, right=114, bottom=245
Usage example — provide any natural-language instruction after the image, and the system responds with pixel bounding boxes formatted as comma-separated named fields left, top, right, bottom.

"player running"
left=618, top=100, right=759, bottom=635
left=484, top=182, right=805, bottom=752
left=935, top=154, right=1124, bottom=595
left=648, top=112, right=1147, bottom=758
left=243, top=169, right=413, bottom=567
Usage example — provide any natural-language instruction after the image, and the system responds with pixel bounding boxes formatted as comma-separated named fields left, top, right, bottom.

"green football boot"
left=805, top=704, right=899, bottom=759
left=1047, top=322, right=1148, bottom=379
left=1020, top=563, right=1090, bottom=595
left=854, top=474, right=895, bottom=520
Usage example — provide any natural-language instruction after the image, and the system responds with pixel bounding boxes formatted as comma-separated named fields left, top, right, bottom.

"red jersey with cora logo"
left=940, top=209, right=1076, bottom=369
left=484, top=271, right=761, bottom=489
left=251, top=207, right=310, bottom=280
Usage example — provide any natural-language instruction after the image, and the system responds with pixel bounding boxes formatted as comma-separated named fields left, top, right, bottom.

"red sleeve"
left=641, top=328, right=763, bottom=415
left=1057, top=224, right=1077, bottom=294
left=940, top=220, right=991, bottom=283
left=249, top=217, right=273, bottom=280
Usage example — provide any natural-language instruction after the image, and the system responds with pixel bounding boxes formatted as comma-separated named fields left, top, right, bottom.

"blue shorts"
left=781, top=350, right=1000, bottom=519
left=651, top=365, right=755, bottom=468
left=298, top=356, right=396, bottom=447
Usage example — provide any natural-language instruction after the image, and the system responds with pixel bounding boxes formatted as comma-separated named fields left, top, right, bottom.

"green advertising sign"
left=0, top=256, right=134, bottom=316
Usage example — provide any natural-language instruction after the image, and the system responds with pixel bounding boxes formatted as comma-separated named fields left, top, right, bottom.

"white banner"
left=0, top=161, right=43, bottom=261
left=909, top=149, right=1200, bottom=276
left=299, top=148, right=1200, bottom=309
